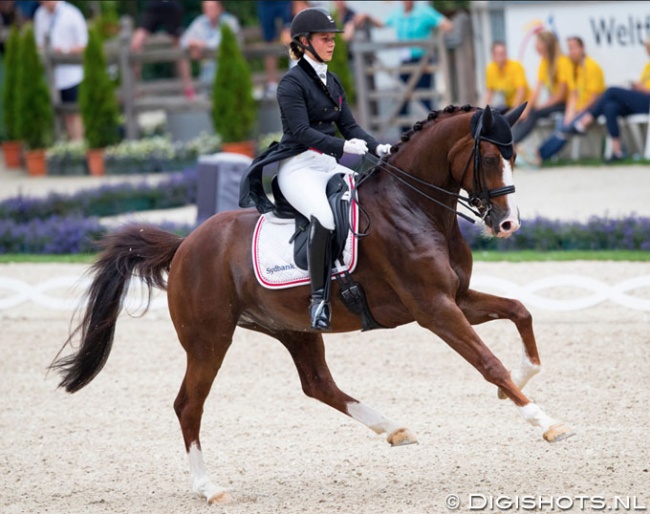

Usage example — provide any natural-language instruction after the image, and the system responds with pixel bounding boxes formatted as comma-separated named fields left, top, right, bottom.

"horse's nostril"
left=501, top=221, right=512, bottom=232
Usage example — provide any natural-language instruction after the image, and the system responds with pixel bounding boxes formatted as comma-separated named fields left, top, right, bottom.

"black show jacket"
left=239, top=58, right=379, bottom=214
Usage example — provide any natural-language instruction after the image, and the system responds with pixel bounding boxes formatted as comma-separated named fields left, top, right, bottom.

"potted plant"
left=211, top=24, right=256, bottom=157
left=2, top=25, right=23, bottom=168
left=328, top=15, right=355, bottom=107
left=15, top=24, right=54, bottom=176
left=79, top=27, right=121, bottom=175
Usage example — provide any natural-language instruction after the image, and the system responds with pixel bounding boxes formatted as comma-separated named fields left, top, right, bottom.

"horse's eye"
left=484, top=156, right=499, bottom=167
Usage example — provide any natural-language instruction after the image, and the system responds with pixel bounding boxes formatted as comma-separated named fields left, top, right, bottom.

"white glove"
left=343, top=138, right=368, bottom=155
left=376, top=143, right=392, bottom=157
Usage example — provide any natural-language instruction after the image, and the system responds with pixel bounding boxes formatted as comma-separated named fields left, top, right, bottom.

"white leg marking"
left=188, top=442, right=226, bottom=502
left=347, top=401, right=402, bottom=435
left=517, top=403, right=556, bottom=433
left=511, top=351, right=541, bottom=392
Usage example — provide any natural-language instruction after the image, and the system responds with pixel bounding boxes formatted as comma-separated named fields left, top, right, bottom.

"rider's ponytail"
left=289, top=40, right=305, bottom=60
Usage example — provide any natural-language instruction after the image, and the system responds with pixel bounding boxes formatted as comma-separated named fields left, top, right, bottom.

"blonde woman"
left=512, top=31, right=573, bottom=144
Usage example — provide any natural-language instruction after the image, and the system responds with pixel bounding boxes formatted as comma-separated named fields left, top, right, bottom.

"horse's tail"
left=50, top=224, right=184, bottom=393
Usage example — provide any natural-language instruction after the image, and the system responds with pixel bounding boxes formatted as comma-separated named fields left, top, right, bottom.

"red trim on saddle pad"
left=252, top=178, right=359, bottom=290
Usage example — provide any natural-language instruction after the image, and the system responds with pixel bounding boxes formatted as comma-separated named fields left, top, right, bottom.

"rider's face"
left=306, top=32, right=336, bottom=62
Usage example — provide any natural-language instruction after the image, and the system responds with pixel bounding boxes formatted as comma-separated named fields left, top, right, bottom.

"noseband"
left=360, top=110, right=515, bottom=225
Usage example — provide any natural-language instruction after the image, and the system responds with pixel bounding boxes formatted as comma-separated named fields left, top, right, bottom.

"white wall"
left=504, top=1, right=650, bottom=88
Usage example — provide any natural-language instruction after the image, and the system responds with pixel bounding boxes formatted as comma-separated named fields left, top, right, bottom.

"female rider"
left=239, top=7, right=391, bottom=331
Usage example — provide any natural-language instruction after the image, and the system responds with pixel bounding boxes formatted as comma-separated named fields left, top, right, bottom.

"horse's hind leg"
left=173, top=325, right=235, bottom=504
left=458, top=290, right=541, bottom=398
left=276, top=330, right=417, bottom=446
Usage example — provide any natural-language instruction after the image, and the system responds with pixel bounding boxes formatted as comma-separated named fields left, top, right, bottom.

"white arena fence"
left=1, top=274, right=650, bottom=312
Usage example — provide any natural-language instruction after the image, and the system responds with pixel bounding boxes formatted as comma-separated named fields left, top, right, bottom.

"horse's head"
left=457, top=103, right=526, bottom=238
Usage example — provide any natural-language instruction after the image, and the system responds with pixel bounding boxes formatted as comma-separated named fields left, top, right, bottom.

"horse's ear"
left=481, top=104, right=494, bottom=132
left=505, top=102, right=528, bottom=126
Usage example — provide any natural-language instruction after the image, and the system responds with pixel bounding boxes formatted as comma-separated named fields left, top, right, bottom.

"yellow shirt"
left=485, top=59, right=530, bottom=108
left=573, top=56, right=605, bottom=111
left=639, top=62, right=650, bottom=88
left=537, top=54, right=573, bottom=101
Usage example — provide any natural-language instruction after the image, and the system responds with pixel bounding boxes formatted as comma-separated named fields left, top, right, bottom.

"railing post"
left=43, top=33, right=63, bottom=140
left=119, top=15, right=137, bottom=140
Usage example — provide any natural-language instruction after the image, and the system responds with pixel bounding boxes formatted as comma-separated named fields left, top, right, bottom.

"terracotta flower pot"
left=24, top=149, right=47, bottom=176
left=221, top=140, right=255, bottom=158
left=2, top=140, right=23, bottom=168
left=87, top=148, right=105, bottom=176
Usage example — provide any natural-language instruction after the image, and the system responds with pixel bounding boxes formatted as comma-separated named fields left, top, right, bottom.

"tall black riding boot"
left=307, top=216, right=333, bottom=330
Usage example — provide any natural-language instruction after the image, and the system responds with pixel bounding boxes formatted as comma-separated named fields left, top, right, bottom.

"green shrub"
left=329, top=17, right=355, bottom=106
left=15, top=24, right=54, bottom=150
left=3, top=25, right=21, bottom=140
left=211, top=23, right=256, bottom=142
left=79, top=27, right=120, bottom=149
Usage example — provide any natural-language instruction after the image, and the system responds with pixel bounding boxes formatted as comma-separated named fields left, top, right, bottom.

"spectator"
left=331, top=1, right=368, bottom=43
left=563, top=37, right=650, bottom=162
left=537, top=36, right=605, bottom=163
left=257, top=0, right=292, bottom=97
left=180, top=1, right=241, bottom=93
left=512, top=30, right=572, bottom=146
left=130, top=1, right=195, bottom=99
left=369, top=1, right=453, bottom=131
left=15, top=0, right=38, bottom=23
left=34, top=0, right=88, bottom=141
left=483, top=41, right=529, bottom=113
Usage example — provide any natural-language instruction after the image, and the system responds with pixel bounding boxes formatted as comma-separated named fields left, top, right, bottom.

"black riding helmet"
left=290, top=8, right=343, bottom=63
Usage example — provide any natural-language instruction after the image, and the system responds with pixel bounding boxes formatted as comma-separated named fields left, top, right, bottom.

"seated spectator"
left=483, top=41, right=529, bottom=114
left=180, top=1, right=241, bottom=92
left=130, top=1, right=195, bottom=99
left=537, top=36, right=605, bottom=163
left=34, top=1, right=88, bottom=141
left=563, top=37, right=650, bottom=162
left=257, top=0, right=293, bottom=97
left=512, top=31, right=572, bottom=146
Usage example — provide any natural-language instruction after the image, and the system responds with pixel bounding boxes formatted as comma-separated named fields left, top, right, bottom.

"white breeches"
left=277, top=150, right=352, bottom=230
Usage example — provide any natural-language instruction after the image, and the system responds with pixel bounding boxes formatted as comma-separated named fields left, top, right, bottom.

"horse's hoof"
left=387, top=427, right=418, bottom=446
left=543, top=423, right=575, bottom=443
left=208, top=491, right=233, bottom=504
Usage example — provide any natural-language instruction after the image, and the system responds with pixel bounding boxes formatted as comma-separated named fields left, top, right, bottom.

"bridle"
left=359, top=110, right=515, bottom=225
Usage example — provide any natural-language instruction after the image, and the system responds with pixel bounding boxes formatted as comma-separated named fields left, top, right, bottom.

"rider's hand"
left=343, top=139, right=368, bottom=155
left=376, top=144, right=392, bottom=157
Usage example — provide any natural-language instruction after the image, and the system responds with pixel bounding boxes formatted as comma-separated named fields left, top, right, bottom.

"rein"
left=357, top=112, right=515, bottom=225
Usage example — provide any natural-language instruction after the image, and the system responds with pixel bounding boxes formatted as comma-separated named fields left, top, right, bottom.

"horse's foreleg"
left=173, top=333, right=234, bottom=504
left=422, top=300, right=573, bottom=442
left=277, top=330, right=417, bottom=446
left=457, top=290, right=541, bottom=398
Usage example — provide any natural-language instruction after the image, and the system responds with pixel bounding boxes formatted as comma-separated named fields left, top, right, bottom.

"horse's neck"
left=361, top=162, right=460, bottom=233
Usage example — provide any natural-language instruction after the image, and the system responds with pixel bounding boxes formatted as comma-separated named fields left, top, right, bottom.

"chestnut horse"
left=51, top=105, right=573, bottom=504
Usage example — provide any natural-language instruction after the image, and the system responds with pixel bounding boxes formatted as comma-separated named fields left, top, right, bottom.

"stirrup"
left=309, top=299, right=331, bottom=330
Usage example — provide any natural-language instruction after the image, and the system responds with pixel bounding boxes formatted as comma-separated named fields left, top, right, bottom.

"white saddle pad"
left=252, top=200, right=359, bottom=290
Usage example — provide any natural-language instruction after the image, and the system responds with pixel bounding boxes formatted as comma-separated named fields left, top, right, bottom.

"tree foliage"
left=2, top=25, right=21, bottom=140
left=15, top=24, right=54, bottom=150
left=328, top=18, right=355, bottom=107
left=79, top=27, right=121, bottom=149
left=211, top=23, right=256, bottom=143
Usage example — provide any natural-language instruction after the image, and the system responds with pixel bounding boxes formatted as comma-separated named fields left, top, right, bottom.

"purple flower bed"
left=459, top=215, right=650, bottom=251
left=0, top=168, right=197, bottom=222
left=0, top=168, right=198, bottom=254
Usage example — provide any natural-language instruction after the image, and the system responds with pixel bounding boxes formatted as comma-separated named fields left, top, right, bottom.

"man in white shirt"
left=34, top=0, right=88, bottom=141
